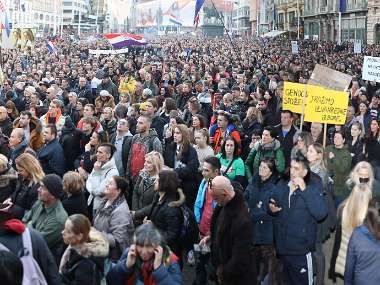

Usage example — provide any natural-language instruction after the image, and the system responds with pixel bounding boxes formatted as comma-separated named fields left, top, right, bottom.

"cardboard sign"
left=304, top=85, right=349, bottom=125
left=362, top=56, right=380, bottom=83
left=291, top=41, right=298, bottom=54
left=283, top=82, right=307, bottom=114
left=354, top=41, right=361, bottom=54
left=308, top=64, right=352, bottom=91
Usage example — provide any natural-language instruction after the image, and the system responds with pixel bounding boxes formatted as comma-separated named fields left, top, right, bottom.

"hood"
left=101, top=158, right=117, bottom=170
left=61, top=117, right=76, bottom=135
left=168, top=188, right=186, bottom=207
left=254, top=139, right=281, bottom=151
left=71, top=228, right=109, bottom=258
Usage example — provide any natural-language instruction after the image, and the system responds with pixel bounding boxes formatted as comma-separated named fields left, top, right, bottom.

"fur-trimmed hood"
left=71, top=228, right=109, bottom=258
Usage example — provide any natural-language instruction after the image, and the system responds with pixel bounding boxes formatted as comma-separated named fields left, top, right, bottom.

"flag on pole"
left=46, top=40, right=58, bottom=55
left=0, top=0, right=10, bottom=37
left=104, top=33, right=148, bottom=49
left=339, top=0, right=346, bottom=13
left=194, top=0, right=205, bottom=28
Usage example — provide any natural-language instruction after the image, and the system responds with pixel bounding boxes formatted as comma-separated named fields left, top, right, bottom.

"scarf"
left=44, top=108, right=62, bottom=125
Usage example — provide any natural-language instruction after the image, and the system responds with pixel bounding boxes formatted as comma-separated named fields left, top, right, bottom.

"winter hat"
left=41, top=174, right=63, bottom=199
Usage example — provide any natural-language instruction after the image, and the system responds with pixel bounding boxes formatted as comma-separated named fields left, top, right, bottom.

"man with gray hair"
left=200, top=176, right=256, bottom=284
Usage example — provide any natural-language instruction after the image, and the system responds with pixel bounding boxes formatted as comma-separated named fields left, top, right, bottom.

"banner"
left=291, top=41, right=298, bottom=54
left=89, top=48, right=129, bottom=55
left=283, top=82, right=307, bottom=114
left=362, top=56, right=380, bottom=83
left=308, top=64, right=352, bottom=91
left=304, top=85, right=349, bottom=125
left=354, top=41, right=361, bottom=54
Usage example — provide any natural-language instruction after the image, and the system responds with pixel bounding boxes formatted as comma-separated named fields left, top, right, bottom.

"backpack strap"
left=21, top=227, right=33, bottom=257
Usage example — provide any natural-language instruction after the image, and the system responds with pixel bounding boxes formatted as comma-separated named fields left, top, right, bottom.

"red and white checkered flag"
left=0, top=0, right=6, bottom=13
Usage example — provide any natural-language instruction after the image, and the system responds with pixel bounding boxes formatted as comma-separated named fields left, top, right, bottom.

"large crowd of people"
left=0, top=33, right=379, bottom=285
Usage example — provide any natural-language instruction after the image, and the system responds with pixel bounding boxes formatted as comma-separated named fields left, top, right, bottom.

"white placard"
left=291, top=41, right=299, bottom=54
left=354, top=41, right=361, bottom=54
left=88, top=48, right=129, bottom=55
left=362, top=56, right=380, bottom=83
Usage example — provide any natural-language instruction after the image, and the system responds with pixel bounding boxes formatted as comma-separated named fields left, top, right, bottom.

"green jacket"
left=23, top=200, right=68, bottom=250
left=325, top=145, right=352, bottom=197
left=245, top=139, right=285, bottom=180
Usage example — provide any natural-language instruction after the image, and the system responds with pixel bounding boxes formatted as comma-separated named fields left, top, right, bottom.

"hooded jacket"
left=59, top=228, right=109, bottom=285
left=245, top=139, right=285, bottom=179
left=86, top=158, right=119, bottom=211
left=13, top=115, right=44, bottom=151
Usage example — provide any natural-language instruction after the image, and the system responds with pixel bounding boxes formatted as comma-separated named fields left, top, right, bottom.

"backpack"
left=0, top=227, right=48, bottom=285
left=179, top=205, right=199, bottom=251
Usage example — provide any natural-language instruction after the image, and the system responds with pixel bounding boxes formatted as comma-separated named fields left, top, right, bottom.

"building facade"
left=367, top=0, right=380, bottom=44
left=232, top=0, right=251, bottom=36
left=303, top=0, right=367, bottom=42
left=275, top=0, right=303, bottom=37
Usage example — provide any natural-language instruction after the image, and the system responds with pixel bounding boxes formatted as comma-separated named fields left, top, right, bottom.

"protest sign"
left=354, top=41, right=361, bottom=54
left=362, top=56, right=380, bottom=83
left=283, top=82, right=307, bottom=114
left=308, top=64, right=352, bottom=91
left=304, top=85, right=349, bottom=125
left=291, top=41, right=298, bottom=54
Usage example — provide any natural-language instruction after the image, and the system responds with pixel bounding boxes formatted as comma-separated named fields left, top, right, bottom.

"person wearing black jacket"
left=0, top=106, right=13, bottom=137
left=60, top=117, right=83, bottom=171
left=203, top=176, right=256, bottom=285
left=274, top=110, right=299, bottom=168
left=163, top=124, right=199, bottom=208
left=77, top=77, right=94, bottom=104
left=147, top=170, right=184, bottom=264
left=0, top=210, right=60, bottom=285
left=62, top=171, right=89, bottom=217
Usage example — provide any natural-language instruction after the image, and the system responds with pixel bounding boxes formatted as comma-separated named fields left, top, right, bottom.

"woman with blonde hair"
left=163, top=124, right=199, bottom=207
left=291, top=131, right=313, bottom=160
left=62, top=171, right=88, bottom=217
left=329, top=183, right=372, bottom=283
left=132, top=151, right=164, bottom=225
left=3, top=153, right=44, bottom=219
left=242, top=106, right=263, bottom=142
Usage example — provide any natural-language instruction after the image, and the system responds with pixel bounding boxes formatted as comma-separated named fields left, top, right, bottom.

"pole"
left=300, top=83, right=307, bottom=132
left=210, top=0, right=237, bottom=53
left=53, top=0, right=57, bottom=35
left=297, top=0, right=300, bottom=40
left=78, top=8, right=81, bottom=35
left=338, top=12, right=341, bottom=44
left=95, top=0, right=100, bottom=34
left=256, top=0, right=259, bottom=37
left=323, top=123, right=328, bottom=148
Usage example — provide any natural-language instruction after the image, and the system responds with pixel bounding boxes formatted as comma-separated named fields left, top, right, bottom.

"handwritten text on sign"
left=283, top=82, right=307, bottom=114
left=304, top=85, right=349, bottom=125
left=362, top=56, right=380, bottom=83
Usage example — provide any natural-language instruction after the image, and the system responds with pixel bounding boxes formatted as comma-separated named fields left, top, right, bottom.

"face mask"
left=359, top=177, right=370, bottom=184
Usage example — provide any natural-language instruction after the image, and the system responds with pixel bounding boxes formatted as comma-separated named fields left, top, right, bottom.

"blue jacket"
left=245, top=174, right=277, bottom=245
left=194, top=179, right=217, bottom=223
left=106, top=248, right=182, bottom=285
left=37, top=138, right=66, bottom=177
left=271, top=174, right=328, bottom=255
left=345, top=225, right=380, bottom=285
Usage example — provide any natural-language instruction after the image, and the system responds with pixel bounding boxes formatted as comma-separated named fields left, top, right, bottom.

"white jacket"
left=86, top=158, right=119, bottom=211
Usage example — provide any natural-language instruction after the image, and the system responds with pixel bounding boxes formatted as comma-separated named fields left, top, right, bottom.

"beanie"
left=41, top=174, right=63, bottom=199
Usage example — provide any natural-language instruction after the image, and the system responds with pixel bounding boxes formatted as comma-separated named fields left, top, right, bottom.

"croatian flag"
left=104, top=33, right=148, bottom=49
left=165, top=13, right=183, bottom=26
left=194, top=0, right=205, bottom=28
left=0, top=0, right=10, bottom=37
left=46, top=40, right=57, bottom=55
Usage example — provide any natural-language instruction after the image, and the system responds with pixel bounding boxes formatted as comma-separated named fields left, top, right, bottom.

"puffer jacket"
left=148, top=190, right=185, bottom=258
left=344, top=225, right=380, bottom=285
left=86, top=158, right=119, bottom=211
left=13, top=115, right=43, bottom=151
left=245, top=139, right=285, bottom=179
left=93, top=195, right=134, bottom=261
left=59, top=228, right=109, bottom=285
left=0, top=165, right=18, bottom=203
left=245, top=174, right=277, bottom=245
left=132, top=170, right=157, bottom=221
left=9, top=179, right=39, bottom=220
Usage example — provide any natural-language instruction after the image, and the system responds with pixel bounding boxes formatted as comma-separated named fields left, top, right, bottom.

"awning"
left=261, top=30, right=287, bottom=38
